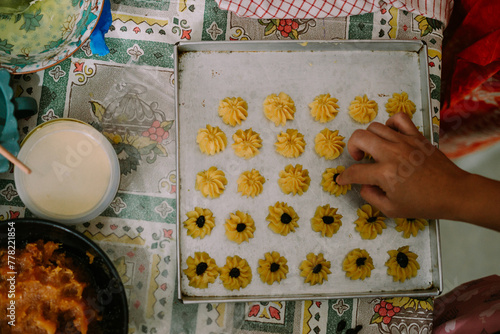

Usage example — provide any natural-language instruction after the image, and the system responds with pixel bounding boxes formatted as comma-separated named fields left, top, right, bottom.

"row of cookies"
left=195, top=165, right=351, bottom=198
left=183, top=245, right=420, bottom=291
left=197, top=125, right=346, bottom=160
left=183, top=204, right=429, bottom=241
left=218, top=92, right=416, bottom=127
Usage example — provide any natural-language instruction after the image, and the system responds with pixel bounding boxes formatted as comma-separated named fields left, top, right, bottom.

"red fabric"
left=441, top=0, right=500, bottom=113
left=215, top=0, right=453, bottom=24
left=440, top=0, right=500, bottom=157
left=433, top=275, right=500, bottom=334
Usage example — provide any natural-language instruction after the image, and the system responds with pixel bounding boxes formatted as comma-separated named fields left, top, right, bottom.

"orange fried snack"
left=0, top=241, right=101, bottom=334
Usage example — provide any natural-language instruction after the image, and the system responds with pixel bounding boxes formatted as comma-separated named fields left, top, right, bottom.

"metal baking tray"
left=175, top=40, right=442, bottom=303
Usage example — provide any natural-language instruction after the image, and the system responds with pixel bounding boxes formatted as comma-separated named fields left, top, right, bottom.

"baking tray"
left=175, top=40, right=442, bottom=303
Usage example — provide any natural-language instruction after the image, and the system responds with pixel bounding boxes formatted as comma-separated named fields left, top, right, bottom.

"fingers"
left=385, top=112, right=420, bottom=136
left=359, top=185, right=393, bottom=215
left=337, top=163, right=381, bottom=186
left=346, top=129, right=390, bottom=161
left=366, top=122, right=401, bottom=143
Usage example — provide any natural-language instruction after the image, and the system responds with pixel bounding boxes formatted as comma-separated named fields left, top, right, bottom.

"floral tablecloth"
left=0, top=1, right=444, bottom=333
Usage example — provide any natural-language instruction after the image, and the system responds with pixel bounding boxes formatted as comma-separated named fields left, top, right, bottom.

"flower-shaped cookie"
left=225, top=211, right=256, bottom=244
left=232, top=128, right=262, bottom=159
left=196, top=125, right=227, bottom=155
left=309, top=93, right=340, bottom=123
left=183, top=252, right=219, bottom=289
left=314, top=129, right=345, bottom=160
left=299, top=253, right=331, bottom=286
left=385, top=246, right=420, bottom=282
left=321, top=166, right=351, bottom=196
left=385, top=92, right=416, bottom=118
left=342, top=248, right=375, bottom=280
left=354, top=204, right=386, bottom=239
left=348, top=95, right=378, bottom=124
left=310, top=204, right=343, bottom=237
left=218, top=97, right=248, bottom=126
left=195, top=166, right=227, bottom=198
left=278, top=164, right=311, bottom=195
left=263, top=92, right=296, bottom=126
left=275, top=128, right=306, bottom=158
left=237, top=169, right=266, bottom=198
left=257, top=251, right=289, bottom=285
left=266, top=201, right=299, bottom=236
left=394, top=218, right=428, bottom=238
left=183, top=207, right=215, bottom=239
left=220, top=255, right=252, bottom=290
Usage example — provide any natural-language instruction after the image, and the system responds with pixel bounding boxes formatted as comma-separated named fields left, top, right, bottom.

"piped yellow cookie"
left=195, top=166, right=227, bottom=198
left=183, top=252, right=219, bottom=289
left=275, top=129, right=306, bottom=158
left=278, top=164, right=310, bottom=196
left=263, top=92, right=296, bottom=126
left=299, top=253, right=331, bottom=286
left=309, top=94, right=340, bottom=123
left=348, top=95, right=378, bottom=124
left=385, top=92, right=416, bottom=118
left=218, top=97, right=248, bottom=126
left=314, top=129, right=345, bottom=160
left=196, top=125, right=227, bottom=155
left=237, top=169, right=265, bottom=198
left=257, top=251, right=289, bottom=285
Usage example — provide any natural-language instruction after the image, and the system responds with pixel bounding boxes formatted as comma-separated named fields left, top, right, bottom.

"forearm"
left=445, top=173, right=500, bottom=232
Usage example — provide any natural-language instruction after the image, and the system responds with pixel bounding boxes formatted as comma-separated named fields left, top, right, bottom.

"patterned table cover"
left=0, top=1, right=444, bottom=333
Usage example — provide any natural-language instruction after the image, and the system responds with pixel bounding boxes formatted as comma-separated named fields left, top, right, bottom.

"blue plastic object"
left=89, top=0, right=112, bottom=56
left=0, top=69, right=20, bottom=173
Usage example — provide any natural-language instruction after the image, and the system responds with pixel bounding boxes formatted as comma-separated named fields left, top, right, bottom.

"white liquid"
left=21, top=128, right=112, bottom=217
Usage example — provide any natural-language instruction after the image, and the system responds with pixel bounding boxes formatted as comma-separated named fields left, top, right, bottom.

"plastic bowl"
left=0, top=218, right=128, bottom=333
left=0, top=0, right=103, bottom=73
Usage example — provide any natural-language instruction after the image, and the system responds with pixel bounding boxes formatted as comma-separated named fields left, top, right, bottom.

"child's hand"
left=337, top=113, right=469, bottom=219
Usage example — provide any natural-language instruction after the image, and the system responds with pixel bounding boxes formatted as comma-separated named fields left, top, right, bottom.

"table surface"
left=0, top=1, right=444, bottom=333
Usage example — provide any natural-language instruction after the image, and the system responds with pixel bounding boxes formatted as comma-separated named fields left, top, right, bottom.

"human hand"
left=337, top=112, right=470, bottom=220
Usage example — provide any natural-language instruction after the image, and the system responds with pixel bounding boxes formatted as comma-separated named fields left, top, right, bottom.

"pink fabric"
left=215, top=0, right=454, bottom=26
left=434, top=275, right=500, bottom=334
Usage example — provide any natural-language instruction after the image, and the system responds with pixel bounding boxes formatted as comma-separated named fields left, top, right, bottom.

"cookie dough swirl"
left=275, top=129, right=306, bottom=158
left=278, top=164, right=311, bottom=196
left=196, top=124, right=227, bottom=155
left=385, top=246, right=420, bottom=282
left=314, top=128, right=345, bottom=160
left=263, top=92, right=296, bottom=126
left=218, top=97, right=248, bottom=126
left=237, top=169, right=265, bottom=198
left=309, top=94, right=340, bottom=123
left=195, top=166, right=227, bottom=198
left=348, top=95, right=378, bottom=124
left=232, top=128, right=262, bottom=159
left=385, top=92, right=416, bottom=118
left=343, top=248, right=375, bottom=281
